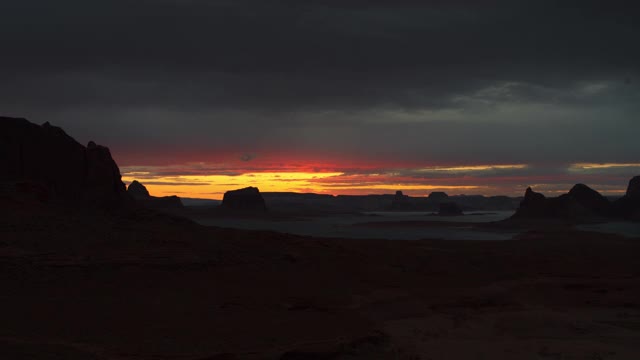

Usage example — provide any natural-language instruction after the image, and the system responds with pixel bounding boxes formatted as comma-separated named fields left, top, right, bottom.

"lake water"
left=194, top=211, right=519, bottom=241
left=576, top=222, right=640, bottom=238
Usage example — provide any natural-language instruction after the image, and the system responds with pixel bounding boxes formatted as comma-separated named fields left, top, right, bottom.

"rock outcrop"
left=127, top=180, right=183, bottom=209
left=127, top=180, right=151, bottom=199
left=611, top=176, right=640, bottom=220
left=512, top=187, right=548, bottom=218
left=390, top=190, right=412, bottom=211
left=428, top=192, right=449, bottom=203
left=438, top=202, right=463, bottom=216
left=0, top=116, right=130, bottom=210
left=221, top=187, right=267, bottom=212
left=626, top=176, right=640, bottom=199
left=567, top=183, right=610, bottom=216
left=511, top=184, right=612, bottom=222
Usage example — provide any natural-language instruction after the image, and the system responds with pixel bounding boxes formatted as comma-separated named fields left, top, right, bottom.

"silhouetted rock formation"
left=511, top=184, right=612, bottom=222
left=145, top=195, right=183, bottom=209
left=257, top=191, right=520, bottom=214
left=611, top=176, right=640, bottom=220
left=567, top=184, right=610, bottom=216
left=438, top=202, right=463, bottom=216
left=127, top=180, right=183, bottom=209
left=127, top=180, right=151, bottom=199
left=0, top=116, right=130, bottom=209
left=221, top=187, right=267, bottom=212
left=627, top=176, right=640, bottom=199
left=428, top=192, right=449, bottom=203
left=390, top=190, right=412, bottom=211
left=514, top=187, right=547, bottom=218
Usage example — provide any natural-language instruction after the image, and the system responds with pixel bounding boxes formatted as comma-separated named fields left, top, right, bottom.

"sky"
left=1, top=0, right=639, bottom=199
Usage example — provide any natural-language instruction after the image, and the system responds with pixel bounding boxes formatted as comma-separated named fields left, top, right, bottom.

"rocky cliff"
left=611, top=176, right=640, bottom=220
left=0, top=116, right=130, bottom=210
left=511, top=184, right=611, bottom=221
left=507, top=181, right=640, bottom=223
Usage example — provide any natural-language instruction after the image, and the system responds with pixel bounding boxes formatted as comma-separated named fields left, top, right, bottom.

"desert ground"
left=1, top=201, right=640, bottom=360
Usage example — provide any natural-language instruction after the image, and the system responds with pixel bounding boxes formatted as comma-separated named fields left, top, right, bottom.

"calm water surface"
left=194, top=211, right=519, bottom=240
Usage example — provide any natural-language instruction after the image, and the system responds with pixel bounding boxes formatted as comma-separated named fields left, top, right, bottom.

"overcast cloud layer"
left=1, top=0, right=639, bottom=194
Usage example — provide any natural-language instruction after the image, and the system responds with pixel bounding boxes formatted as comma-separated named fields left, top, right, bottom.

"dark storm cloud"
left=1, top=0, right=639, bottom=110
left=1, top=0, right=639, bottom=173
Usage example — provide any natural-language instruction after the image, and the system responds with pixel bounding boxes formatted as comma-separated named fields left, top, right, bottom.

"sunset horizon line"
left=119, top=160, right=638, bottom=200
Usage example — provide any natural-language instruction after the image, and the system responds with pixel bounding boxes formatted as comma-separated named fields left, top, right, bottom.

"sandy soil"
left=1, top=202, right=640, bottom=359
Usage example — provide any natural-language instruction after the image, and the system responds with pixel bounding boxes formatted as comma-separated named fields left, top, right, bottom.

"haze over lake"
left=194, top=211, right=519, bottom=240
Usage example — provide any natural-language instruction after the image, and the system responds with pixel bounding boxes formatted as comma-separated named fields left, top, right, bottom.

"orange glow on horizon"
left=121, top=171, right=486, bottom=199
left=119, top=161, right=632, bottom=199
left=416, top=164, right=528, bottom=172
left=122, top=172, right=344, bottom=199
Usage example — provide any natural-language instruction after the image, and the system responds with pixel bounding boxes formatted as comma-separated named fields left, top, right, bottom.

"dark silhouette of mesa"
left=221, top=186, right=268, bottom=213
left=2, top=116, right=640, bottom=359
left=255, top=191, right=519, bottom=215
left=612, top=176, right=640, bottom=220
left=128, top=180, right=184, bottom=209
left=510, top=181, right=640, bottom=223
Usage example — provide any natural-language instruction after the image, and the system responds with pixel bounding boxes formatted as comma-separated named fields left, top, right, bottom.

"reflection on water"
left=194, top=211, right=519, bottom=241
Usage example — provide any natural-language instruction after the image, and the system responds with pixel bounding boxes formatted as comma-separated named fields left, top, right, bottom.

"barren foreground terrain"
left=1, top=202, right=640, bottom=359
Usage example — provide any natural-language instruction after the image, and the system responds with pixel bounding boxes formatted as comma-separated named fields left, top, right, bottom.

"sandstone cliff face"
left=221, top=187, right=267, bottom=212
left=0, top=116, right=130, bottom=209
